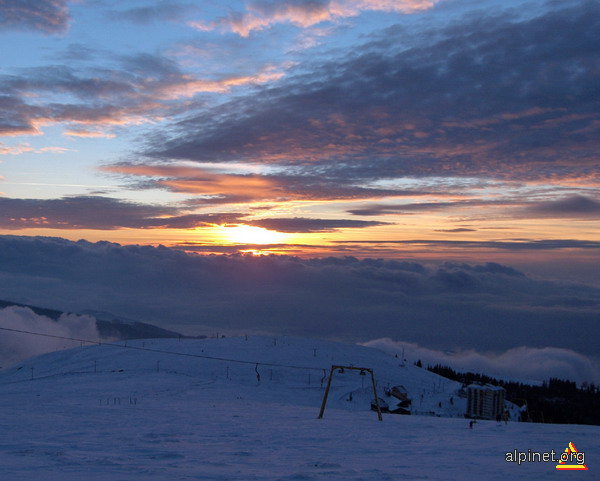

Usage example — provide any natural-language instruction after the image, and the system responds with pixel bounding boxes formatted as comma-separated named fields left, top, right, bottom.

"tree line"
left=426, top=363, right=600, bottom=425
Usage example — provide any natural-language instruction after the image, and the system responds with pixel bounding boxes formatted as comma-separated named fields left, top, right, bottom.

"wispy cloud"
left=347, top=201, right=477, bottom=216
left=63, top=129, right=116, bottom=139
left=0, top=95, right=46, bottom=136
left=362, top=338, right=600, bottom=384
left=102, top=164, right=279, bottom=202
left=336, top=239, right=600, bottom=251
left=190, top=0, right=441, bottom=37
left=156, top=2, right=599, bottom=187
left=0, top=195, right=244, bottom=230
left=102, top=163, right=428, bottom=203
left=0, top=0, right=70, bottom=34
left=246, top=216, right=391, bottom=232
left=434, top=228, right=476, bottom=233
left=348, top=195, right=600, bottom=220
left=0, top=194, right=391, bottom=233
left=106, top=2, right=198, bottom=25
left=0, top=54, right=285, bottom=137
left=0, top=142, right=71, bottom=155
left=520, top=195, right=600, bottom=219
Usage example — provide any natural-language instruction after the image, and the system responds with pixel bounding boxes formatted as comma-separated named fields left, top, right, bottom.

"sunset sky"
left=0, top=0, right=598, bottom=278
left=0, top=1, right=599, bottom=384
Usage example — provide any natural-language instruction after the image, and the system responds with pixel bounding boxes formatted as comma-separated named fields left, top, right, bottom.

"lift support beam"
left=317, top=365, right=382, bottom=421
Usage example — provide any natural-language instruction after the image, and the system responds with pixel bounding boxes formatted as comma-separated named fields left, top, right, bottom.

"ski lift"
left=359, top=369, right=366, bottom=376
left=338, top=367, right=345, bottom=374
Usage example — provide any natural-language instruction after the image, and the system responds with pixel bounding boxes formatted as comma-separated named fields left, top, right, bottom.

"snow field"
left=0, top=336, right=596, bottom=480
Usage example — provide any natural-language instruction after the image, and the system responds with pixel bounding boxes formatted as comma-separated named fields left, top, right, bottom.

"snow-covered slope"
left=2, top=336, right=473, bottom=417
left=0, top=337, right=596, bottom=480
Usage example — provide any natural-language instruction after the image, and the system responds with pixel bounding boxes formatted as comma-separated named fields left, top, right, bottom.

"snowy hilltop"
left=1, top=335, right=484, bottom=418
left=0, top=336, right=597, bottom=480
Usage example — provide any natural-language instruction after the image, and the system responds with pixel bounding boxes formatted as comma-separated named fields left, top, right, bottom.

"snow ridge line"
left=0, top=326, right=328, bottom=372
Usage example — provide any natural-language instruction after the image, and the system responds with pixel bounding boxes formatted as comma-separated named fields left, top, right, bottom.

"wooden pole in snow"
left=370, top=370, right=383, bottom=421
left=317, top=366, right=335, bottom=419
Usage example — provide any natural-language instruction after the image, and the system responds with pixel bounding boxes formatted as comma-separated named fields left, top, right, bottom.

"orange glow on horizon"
left=218, top=225, right=289, bottom=245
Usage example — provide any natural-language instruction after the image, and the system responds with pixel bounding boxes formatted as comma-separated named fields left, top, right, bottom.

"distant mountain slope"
left=0, top=299, right=64, bottom=321
left=0, top=299, right=186, bottom=340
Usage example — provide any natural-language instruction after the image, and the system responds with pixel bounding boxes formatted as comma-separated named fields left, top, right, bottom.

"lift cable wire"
left=0, top=325, right=327, bottom=372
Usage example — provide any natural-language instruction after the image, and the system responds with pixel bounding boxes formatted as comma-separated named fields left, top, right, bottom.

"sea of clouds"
left=0, top=235, right=598, bottom=382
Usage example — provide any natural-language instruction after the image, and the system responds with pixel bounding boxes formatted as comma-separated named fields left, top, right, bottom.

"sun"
left=221, top=225, right=288, bottom=245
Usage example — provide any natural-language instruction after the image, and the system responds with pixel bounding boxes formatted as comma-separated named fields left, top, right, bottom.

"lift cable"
left=0, top=326, right=327, bottom=372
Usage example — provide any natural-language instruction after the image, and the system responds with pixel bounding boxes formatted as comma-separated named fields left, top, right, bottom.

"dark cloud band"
left=0, top=196, right=243, bottom=230
left=0, top=235, right=597, bottom=363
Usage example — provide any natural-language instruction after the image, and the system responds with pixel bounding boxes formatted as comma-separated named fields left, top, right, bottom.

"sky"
left=0, top=1, right=599, bottom=381
left=0, top=0, right=598, bottom=276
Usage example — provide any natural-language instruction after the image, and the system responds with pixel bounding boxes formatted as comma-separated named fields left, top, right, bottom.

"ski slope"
left=0, top=336, right=596, bottom=480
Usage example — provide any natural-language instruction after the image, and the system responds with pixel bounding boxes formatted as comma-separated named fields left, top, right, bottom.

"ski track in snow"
left=0, top=337, right=596, bottom=480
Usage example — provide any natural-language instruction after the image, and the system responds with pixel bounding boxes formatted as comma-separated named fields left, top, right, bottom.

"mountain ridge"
left=0, top=298, right=190, bottom=340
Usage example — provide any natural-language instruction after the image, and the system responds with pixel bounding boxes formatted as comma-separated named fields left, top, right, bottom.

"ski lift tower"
left=318, top=365, right=383, bottom=421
